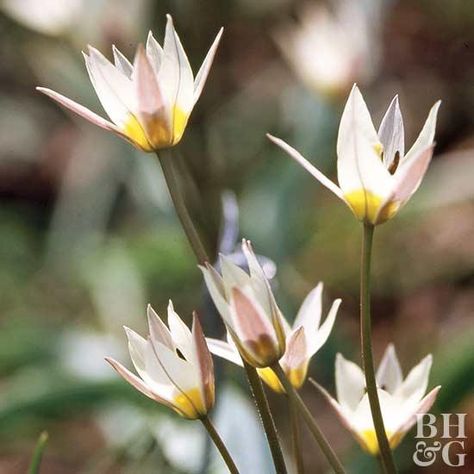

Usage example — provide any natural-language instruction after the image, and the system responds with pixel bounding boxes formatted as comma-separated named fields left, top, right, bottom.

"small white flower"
left=275, top=0, right=378, bottom=96
left=37, top=15, right=223, bottom=151
left=207, top=282, right=340, bottom=393
left=200, top=240, right=287, bottom=368
left=269, top=85, right=441, bottom=224
left=316, top=344, right=441, bottom=455
left=106, top=302, right=215, bottom=420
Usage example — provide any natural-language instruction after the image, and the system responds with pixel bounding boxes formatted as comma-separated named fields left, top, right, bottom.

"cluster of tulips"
left=38, top=15, right=441, bottom=474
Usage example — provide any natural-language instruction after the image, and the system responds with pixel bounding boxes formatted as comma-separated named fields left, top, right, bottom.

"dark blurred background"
left=0, top=0, right=472, bottom=472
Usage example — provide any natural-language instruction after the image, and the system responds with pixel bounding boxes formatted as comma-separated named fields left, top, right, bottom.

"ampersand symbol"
left=413, top=441, right=442, bottom=467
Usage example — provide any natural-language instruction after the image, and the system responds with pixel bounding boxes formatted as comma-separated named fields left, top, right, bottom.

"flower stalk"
left=243, top=360, right=288, bottom=474
left=360, top=223, right=396, bottom=473
left=289, top=396, right=304, bottom=474
left=271, top=363, right=346, bottom=474
left=201, top=416, right=240, bottom=474
left=158, top=150, right=208, bottom=265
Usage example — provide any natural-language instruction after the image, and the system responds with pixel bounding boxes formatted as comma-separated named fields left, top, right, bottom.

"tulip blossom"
left=275, top=0, right=378, bottom=96
left=269, top=85, right=441, bottom=225
left=37, top=15, right=223, bottom=152
left=200, top=240, right=287, bottom=368
left=207, top=282, right=341, bottom=393
left=315, top=344, right=441, bottom=455
left=106, top=302, right=215, bottom=420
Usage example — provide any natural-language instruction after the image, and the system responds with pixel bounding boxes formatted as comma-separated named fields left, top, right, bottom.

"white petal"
left=219, top=254, right=251, bottom=296
left=293, top=282, right=323, bottom=333
left=337, top=85, right=391, bottom=197
left=146, top=30, right=163, bottom=77
left=394, top=386, right=441, bottom=436
left=199, top=264, right=231, bottom=322
left=402, top=101, right=441, bottom=165
left=112, top=45, right=133, bottom=78
left=281, top=326, right=307, bottom=371
left=147, top=304, right=174, bottom=350
left=308, top=298, right=340, bottom=357
left=378, top=95, right=404, bottom=168
left=206, top=338, right=243, bottom=366
left=335, top=353, right=366, bottom=410
left=166, top=300, right=194, bottom=363
left=159, top=15, right=194, bottom=114
left=395, top=354, right=432, bottom=402
left=267, top=134, right=345, bottom=200
left=124, top=326, right=147, bottom=374
left=151, top=341, right=200, bottom=394
left=193, top=27, right=223, bottom=103
left=376, top=344, right=403, bottom=394
left=84, top=47, right=136, bottom=127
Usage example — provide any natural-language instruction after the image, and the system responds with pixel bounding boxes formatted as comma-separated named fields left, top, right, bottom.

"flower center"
left=344, top=189, right=399, bottom=224
left=173, top=387, right=206, bottom=420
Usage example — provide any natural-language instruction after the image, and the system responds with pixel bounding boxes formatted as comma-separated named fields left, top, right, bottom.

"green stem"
left=157, top=149, right=286, bottom=474
left=157, top=150, right=208, bottom=265
left=201, top=416, right=240, bottom=474
left=288, top=396, right=305, bottom=474
left=271, top=364, right=345, bottom=474
left=360, top=223, right=397, bottom=474
left=28, top=432, right=48, bottom=474
left=243, top=361, right=288, bottom=474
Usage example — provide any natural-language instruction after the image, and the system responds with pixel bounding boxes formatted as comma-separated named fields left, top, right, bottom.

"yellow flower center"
left=373, top=142, right=384, bottom=158
left=257, top=365, right=307, bottom=393
left=344, top=189, right=399, bottom=225
left=173, top=387, right=206, bottom=420
left=123, top=106, right=189, bottom=152
left=359, top=429, right=403, bottom=456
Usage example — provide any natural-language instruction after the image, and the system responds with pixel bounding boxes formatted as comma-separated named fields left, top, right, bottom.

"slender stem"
left=288, top=396, right=305, bottom=474
left=271, top=364, right=346, bottom=474
left=157, top=150, right=208, bottom=265
left=360, top=223, right=397, bottom=474
left=201, top=416, right=240, bottom=474
left=243, top=361, right=288, bottom=474
left=28, top=432, right=48, bottom=474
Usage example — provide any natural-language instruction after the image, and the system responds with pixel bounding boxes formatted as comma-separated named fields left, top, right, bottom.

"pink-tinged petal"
left=37, top=87, right=123, bottom=135
left=206, top=338, right=243, bottom=365
left=146, top=31, right=163, bottom=76
left=105, top=357, right=154, bottom=400
left=335, top=353, right=366, bottom=410
left=112, top=45, right=133, bottom=78
left=378, top=95, right=404, bottom=168
left=402, top=101, right=441, bottom=165
left=192, top=312, right=215, bottom=410
left=395, top=386, right=441, bottom=436
left=376, top=344, right=403, bottom=394
left=124, top=326, right=147, bottom=374
left=282, top=326, right=307, bottom=371
left=267, top=134, right=345, bottom=200
left=193, top=27, right=223, bottom=103
left=337, top=85, right=391, bottom=198
left=147, top=304, right=174, bottom=350
left=133, top=44, right=166, bottom=118
left=390, top=144, right=435, bottom=206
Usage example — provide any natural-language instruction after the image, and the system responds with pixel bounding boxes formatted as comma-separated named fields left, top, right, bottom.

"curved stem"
left=360, top=223, right=397, bottom=473
left=271, top=364, right=345, bottom=474
left=28, top=432, right=48, bottom=474
left=243, top=361, right=288, bottom=474
left=201, top=416, right=240, bottom=474
left=157, top=150, right=208, bottom=265
left=288, top=396, right=305, bottom=474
